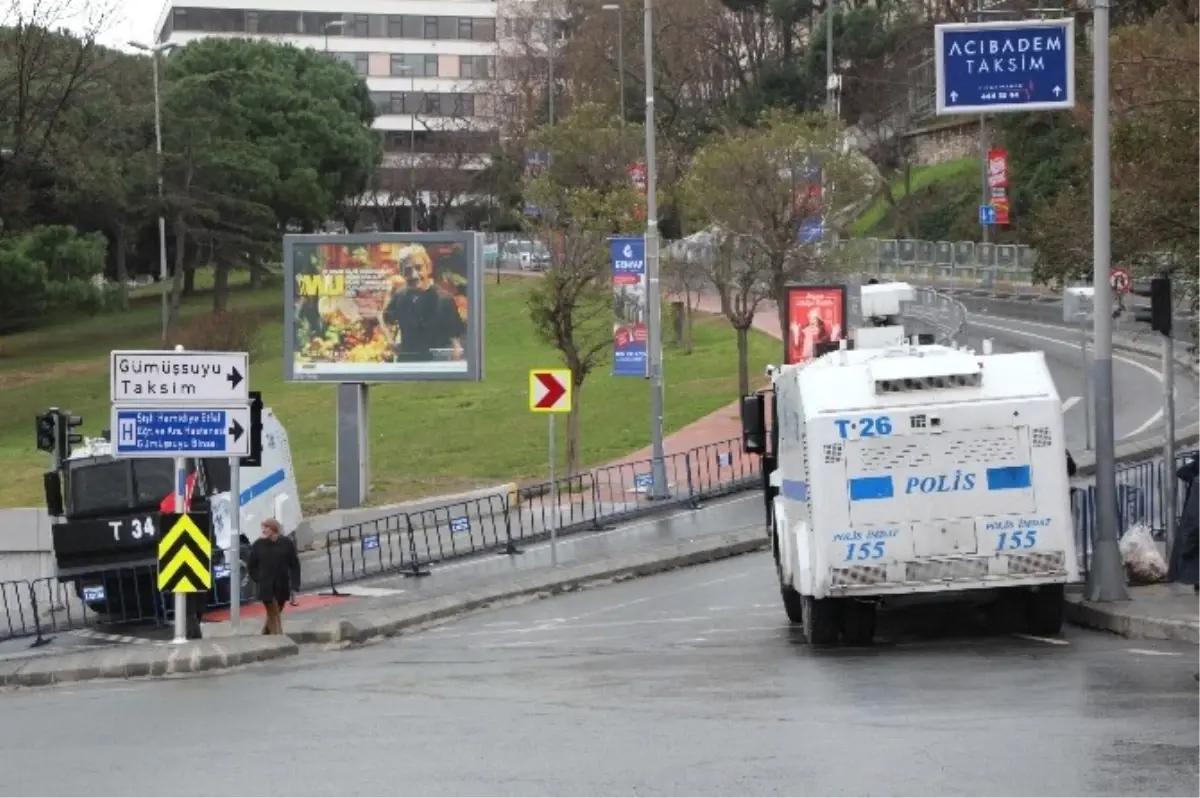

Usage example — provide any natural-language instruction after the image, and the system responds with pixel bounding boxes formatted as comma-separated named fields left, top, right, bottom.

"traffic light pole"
left=1162, top=327, right=1177, bottom=562
left=228, top=457, right=242, bottom=627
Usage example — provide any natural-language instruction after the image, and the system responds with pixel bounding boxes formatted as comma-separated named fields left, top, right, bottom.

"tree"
left=521, top=102, right=646, bottom=474
left=683, top=108, right=878, bottom=339
left=160, top=37, right=380, bottom=313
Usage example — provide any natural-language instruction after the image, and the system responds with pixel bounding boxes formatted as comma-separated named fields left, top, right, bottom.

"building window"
left=423, top=16, right=438, bottom=39
left=351, top=14, right=369, bottom=37
left=471, top=18, right=496, bottom=42
left=390, top=54, right=438, bottom=78
left=458, top=18, right=474, bottom=40
left=370, top=92, right=390, bottom=114
left=387, top=15, right=404, bottom=38
left=460, top=56, right=494, bottom=80
left=390, top=93, right=406, bottom=115
left=353, top=54, right=369, bottom=76
left=423, top=93, right=440, bottom=115
left=246, top=11, right=258, bottom=33
left=424, top=54, right=438, bottom=76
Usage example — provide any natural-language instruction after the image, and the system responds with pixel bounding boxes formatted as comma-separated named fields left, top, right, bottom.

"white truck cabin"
left=769, top=341, right=1077, bottom=645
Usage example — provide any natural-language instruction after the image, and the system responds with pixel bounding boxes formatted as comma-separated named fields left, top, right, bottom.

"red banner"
left=987, top=148, right=1011, bottom=225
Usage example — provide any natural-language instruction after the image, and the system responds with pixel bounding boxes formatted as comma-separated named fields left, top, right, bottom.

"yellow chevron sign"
left=157, top=513, right=212, bottom=593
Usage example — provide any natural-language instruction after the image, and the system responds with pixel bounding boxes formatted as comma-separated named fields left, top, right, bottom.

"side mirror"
left=740, top=393, right=767, bottom=455
left=44, top=471, right=64, bottom=517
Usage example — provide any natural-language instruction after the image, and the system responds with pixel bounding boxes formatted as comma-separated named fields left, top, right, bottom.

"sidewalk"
left=1065, top=583, right=1200, bottom=644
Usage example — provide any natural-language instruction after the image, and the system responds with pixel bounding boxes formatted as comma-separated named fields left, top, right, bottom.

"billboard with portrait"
left=283, top=233, right=484, bottom=383
left=782, top=284, right=847, bottom=365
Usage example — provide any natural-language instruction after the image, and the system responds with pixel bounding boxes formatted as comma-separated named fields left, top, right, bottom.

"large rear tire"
left=1026, top=583, right=1065, bottom=636
left=781, top=585, right=805, bottom=623
left=801, top=595, right=841, bottom=645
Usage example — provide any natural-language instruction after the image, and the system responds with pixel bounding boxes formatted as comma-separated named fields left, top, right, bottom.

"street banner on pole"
left=610, top=236, right=648, bottom=377
left=782, top=285, right=848, bottom=366
left=987, top=148, right=1011, bottom=225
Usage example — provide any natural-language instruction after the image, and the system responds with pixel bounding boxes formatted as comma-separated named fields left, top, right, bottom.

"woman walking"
left=247, top=518, right=301, bottom=635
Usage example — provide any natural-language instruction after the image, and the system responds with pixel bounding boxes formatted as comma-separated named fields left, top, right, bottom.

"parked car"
left=500, top=239, right=551, bottom=271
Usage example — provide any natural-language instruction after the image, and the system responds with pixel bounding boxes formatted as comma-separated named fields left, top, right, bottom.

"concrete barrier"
left=0, top=508, right=56, bottom=584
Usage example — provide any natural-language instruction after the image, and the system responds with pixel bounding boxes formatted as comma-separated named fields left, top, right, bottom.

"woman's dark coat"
left=248, top=535, right=301, bottom=604
left=1170, top=457, right=1199, bottom=586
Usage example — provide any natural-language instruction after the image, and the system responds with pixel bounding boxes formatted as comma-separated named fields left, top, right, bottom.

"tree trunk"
left=565, top=377, right=583, bottom=476
left=249, top=260, right=263, bottom=289
left=682, top=288, right=694, bottom=353
left=114, top=224, right=129, bottom=311
left=212, top=262, right=230, bottom=312
left=169, top=218, right=188, bottom=327
left=736, top=325, right=750, bottom=398
left=182, top=259, right=197, bottom=296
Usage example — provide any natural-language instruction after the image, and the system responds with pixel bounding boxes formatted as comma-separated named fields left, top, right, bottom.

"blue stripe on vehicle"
left=986, top=465, right=1032, bottom=491
left=240, top=468, right=286, bottom=505
left=781, top=479, right=808, bottom=501
left=848, top=475, right=894, bottom=501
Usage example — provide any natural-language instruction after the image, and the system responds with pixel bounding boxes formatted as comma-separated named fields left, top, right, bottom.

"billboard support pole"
left=643, top=0, right=669, bottom=501
left=336, top=382, right=369, bottom=509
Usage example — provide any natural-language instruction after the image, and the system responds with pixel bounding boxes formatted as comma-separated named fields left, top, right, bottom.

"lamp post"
left=602, top=3, right=625, bottom=127
left=642, top=0, right=667, bottom=499
left=323, top=20, right=345, bottom=51
left=396, top=64, right=417, bottom=231
left=128, top=40, right=177, bottom=342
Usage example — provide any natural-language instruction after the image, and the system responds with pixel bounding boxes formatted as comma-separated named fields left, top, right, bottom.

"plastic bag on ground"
left=1118, top=523, right=1168, bottom=585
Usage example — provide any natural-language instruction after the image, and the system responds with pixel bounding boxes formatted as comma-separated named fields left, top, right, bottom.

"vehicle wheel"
left=1026, top=584, right=1065, bottom=636
left=841, top=600, right=876, bottom=646
left=801, top=595, right=841, bottom=645
left=985, top=588, right=1027, bottom=634
left=780, top=585, right=805, bottom=624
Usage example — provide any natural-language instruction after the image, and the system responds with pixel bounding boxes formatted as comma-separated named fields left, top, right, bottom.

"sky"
left=9, top=0, right=165, bottom=50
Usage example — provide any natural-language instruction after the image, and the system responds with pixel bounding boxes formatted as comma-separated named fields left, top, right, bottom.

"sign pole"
left=1162, top=330, right=1177, bottom=560
left=643, top=0, right=669, bottom=501
left=171, top=454, right=187, bottom=644
left=549, top=413, right=558, bottom=567
left=228, top=456, right=241, bottom=627
left=1079, top=314, right=1093, bottom=451
left=1085, top=0, right=1128, bottom=602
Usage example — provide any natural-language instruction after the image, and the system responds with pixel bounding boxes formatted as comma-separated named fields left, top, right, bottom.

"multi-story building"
left=155, top=1, right=509, bottom=228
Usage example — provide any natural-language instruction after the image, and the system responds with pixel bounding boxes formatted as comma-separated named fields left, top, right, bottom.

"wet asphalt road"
left=2, top=552, right=1197, bottom=797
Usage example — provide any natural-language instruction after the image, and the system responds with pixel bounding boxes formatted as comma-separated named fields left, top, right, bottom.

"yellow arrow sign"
left=157, top=513, right=212, bottom=593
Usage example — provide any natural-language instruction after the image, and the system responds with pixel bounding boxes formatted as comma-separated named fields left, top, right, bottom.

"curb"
left=0, top=636, right=300, bottom=689
left=1064, top=594, right=1200, bottom=644
left=288, top=527, right=770, bottom=645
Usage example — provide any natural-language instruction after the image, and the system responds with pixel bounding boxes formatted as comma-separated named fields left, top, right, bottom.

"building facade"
left=156, top=0, right=511, bottom=226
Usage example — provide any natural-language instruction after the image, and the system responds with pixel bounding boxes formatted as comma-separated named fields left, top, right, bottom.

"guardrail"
left=483, top=232, right=1040, bottom=286
left=321, top=437, right=760, bottom=590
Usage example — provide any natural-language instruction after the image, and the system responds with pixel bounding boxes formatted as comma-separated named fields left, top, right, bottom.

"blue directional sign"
left=798, top=217, right=824, bottom=244
left=979, top=204, right=996, bottom=225
left=111, top=406, right=252, bottom=458
left=935, top=19, right=1075, bottom=115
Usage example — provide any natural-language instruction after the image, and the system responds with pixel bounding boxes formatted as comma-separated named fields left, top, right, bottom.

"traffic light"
left=35, top=409, right=58, bottom=453
left=241, top=391, right=264, bottom=467
left=56, top=411, right=83, bottom=463
left=1132, top=276, right=1173, bottom=336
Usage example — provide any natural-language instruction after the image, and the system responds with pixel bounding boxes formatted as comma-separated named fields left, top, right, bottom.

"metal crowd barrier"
left=322, top=436, right=762, bottom=591
left=0, top=560, right=253, bottom=648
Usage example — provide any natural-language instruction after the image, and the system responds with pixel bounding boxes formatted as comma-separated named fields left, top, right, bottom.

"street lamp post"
left=643, top=0, right=668, bottom=500
left=129, top=40, right=176, bottom=342
left=396, top=64, right=417, bottom=232
left=602, top=3, right=625, bottom=126
left=323, top=20, right=345, bottom=51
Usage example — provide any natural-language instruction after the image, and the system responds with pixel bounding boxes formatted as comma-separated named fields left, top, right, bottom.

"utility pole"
left=547, top=1, right=556, bottom=125
left=976, top=0, right=989, bottom=245
left=1084, top=0, right=1127, bottom=602
left=602, top=3, right=626, bottom=126
left=644, top=0, right=668, bottom=499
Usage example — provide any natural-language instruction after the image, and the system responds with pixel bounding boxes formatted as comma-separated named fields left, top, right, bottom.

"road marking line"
left=1128, top=648, right=1184, bottom=657
left=1061, top=396, right=1082, bottom=413
left=1011, top=633, right=1070, bottom=645
left=969, top=317, right=1166, bottom=438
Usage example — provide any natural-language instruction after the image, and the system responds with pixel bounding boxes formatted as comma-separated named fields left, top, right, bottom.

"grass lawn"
left=850, top=157, right=977, bottom=237
left=0, top=276, right=776, bottom=513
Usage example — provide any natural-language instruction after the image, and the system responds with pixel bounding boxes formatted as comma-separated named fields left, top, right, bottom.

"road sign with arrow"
left=110, top=350, right=249, bottom=403
left=157, top=512, right=213, bottom=593
left=529, top=369, right=571, bottom=413
left=110, top=406, right=253, bottom=458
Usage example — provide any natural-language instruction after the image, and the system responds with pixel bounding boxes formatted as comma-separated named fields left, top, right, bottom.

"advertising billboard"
left=782, top=284, right=847, bottom=365
left=283, top=233, right=484, bottom=383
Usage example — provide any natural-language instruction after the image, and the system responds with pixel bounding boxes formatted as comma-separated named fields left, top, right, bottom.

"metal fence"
left=482, top=232, right=1039, bottom=287
left=321, top=437, right=760, bottom=590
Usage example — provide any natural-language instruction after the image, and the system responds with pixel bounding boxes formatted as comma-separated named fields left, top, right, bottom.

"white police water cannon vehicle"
left=47, top=407, right=302, bottom=617
left=740, top=282, right=1077, bottom=645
